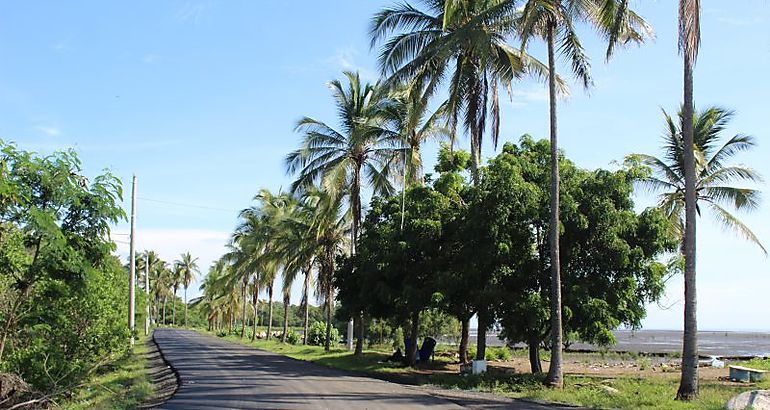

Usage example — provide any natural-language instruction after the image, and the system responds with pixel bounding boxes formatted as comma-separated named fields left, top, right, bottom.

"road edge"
left=138, top=329, right=181, bottom=409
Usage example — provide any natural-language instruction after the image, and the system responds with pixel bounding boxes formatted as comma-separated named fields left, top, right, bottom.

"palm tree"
left=631, top=106, right=765, bottom=398
left=170, top=263, right=184, bottom=326
left=175, top=252, right=200, bottom=328
left=286, top=71, right=400, bottom=355
left=517, top=0, right=652, bottom=388
left=631, top=106, right=765, bottom=253
left=370, top=0, right=558, bottom=363
left=371, top=0, right=554, bottom=185
left=676, top=0, right=701, bottom=400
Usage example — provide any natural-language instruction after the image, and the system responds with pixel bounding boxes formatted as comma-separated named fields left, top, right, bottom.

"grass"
left=199, top=329, right=769, bottom=409
left=61, top=335, right=154, bottom=410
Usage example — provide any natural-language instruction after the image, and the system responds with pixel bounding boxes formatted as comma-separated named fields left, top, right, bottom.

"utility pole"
left=129, top=175, right=137, bottom=346
left=145, top=258, right=150, bottom=336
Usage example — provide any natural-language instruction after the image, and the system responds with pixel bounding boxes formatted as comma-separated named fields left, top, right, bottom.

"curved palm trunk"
left=267, top=283, right=274, bottom=340
left=677, top=51, right=699, bottom=401
left=544, top=23, right=564, bottom=389
left=324, top=297, right=332, bottom=351
left=303, top=269, right=310, bottom=345
left=241, top=282, right=248, bottom=339
left=281, top=293, right=290, bottom=343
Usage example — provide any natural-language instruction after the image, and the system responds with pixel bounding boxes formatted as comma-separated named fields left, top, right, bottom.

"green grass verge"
left=198, top=329, right=769, bottom=409
left=61, top=335, right=154, bottom=410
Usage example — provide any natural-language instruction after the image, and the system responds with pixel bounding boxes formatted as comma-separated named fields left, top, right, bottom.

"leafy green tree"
left=490, top=137, right=676, bottom=373
left=517, top=0, right=653, bottom=387
left=338, top=184, right=455, bottom=366
left=0, top=142, right=127, bottom=393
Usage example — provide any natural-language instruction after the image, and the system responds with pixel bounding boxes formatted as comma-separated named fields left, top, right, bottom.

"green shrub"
left=307, top=321, right=339, bottom=346
left=392, top=327, right=405, bottom=351
left=285, top=330, right=300, bottom=345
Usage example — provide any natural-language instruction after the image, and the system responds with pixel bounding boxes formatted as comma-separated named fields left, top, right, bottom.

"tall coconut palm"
left=517, top=0, right=652, bottom=387
left=371, top=0, right=554, bottom=185
left=675, top=0, right=701, bottom=400
left=286, top=71, right=400, bottom=355
left=175, top=252, right=200, bottom=328
left=631, top=106, right=765, bottom=252
left=631, top=106, right=765, bottom=398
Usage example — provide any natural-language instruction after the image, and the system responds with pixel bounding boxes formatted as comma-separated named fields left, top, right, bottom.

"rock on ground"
left=725, top=390, right=770, bottom=410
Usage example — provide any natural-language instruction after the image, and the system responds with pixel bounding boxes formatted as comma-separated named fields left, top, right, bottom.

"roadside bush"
left=307, top=321, right=339, bottom=346
left=286, top=330, right=300, bottom=345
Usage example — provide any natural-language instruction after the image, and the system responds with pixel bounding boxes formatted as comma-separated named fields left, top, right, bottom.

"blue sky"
left=3, top=1, right=769, bottom=330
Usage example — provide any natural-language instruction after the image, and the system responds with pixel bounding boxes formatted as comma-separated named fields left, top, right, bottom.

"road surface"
left=153, top=328, right=570, bottom=409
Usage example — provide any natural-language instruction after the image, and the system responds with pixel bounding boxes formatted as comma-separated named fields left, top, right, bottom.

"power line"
left=137, top=196, right=240, bottom=214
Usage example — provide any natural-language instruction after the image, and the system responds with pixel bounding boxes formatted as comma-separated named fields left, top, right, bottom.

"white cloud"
left=503, top=86, right=550, bottom=107
left=35, top=125, right=61, bottom=136
left=324, top=48, right=378, bottom=82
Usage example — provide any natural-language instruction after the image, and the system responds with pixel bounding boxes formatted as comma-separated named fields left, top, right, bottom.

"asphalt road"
left=153, top=328, right=570, bottom=409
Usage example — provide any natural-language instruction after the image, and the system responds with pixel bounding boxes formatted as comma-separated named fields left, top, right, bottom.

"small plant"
left=392, top=327, right=405, bottom=351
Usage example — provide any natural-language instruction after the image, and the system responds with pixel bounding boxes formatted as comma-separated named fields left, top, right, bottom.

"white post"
left=347, top=319, right=354, bottom=350
left=129, top=175, right=137, bottom=346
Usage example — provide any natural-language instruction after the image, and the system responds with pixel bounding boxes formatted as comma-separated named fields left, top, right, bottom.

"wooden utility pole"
left=129, top=175, right=137, bottom=346
left=145, top=259, right=150, bottom=336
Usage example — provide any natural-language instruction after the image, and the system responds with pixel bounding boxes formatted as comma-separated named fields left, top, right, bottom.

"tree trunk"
left=354, top=312, right=364, bottom=356
left=241, top=283, right=248, bottom=339
left=0, top=287, right=30, bottom=362
left=529, top=336, right=543, bottom=373
left=252, top=283, right=259, bottom=341
left=459, top=317, right=470, bottom=364
left=163, top=297, right=167, bottom=325
left=281, top=293, right=290, bottom=343
left=303, top=270, right=310, bottom=345
left=476, top=312, right=487, bottom=361
left=407, top=310, right=420, bottom=367
left=184, top=286, right=188, bottom=328
left=544, top=22, right=564, bottom=389
left=172, top=287, right=177, bottom=326
left=677, top=50, right=699, bottom=401
left=324, top=287, right=333, bottom=351
left=267, top=284, right=274, bottom=340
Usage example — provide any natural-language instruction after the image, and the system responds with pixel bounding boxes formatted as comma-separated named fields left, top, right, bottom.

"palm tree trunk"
left=252, top=283, right=259, bottom=341
left=267, top=284, right=274, bottom=340
left=241, top=283, right=248, bottom=339
left=145, top=265, right=150, bottom=335
left=677, top=51, right=699, bottom=401
left=544, top=22, right=564, bottom=389
left=303, top=270, right=310, bottom=345
left=184, top=286, right=188, bottom=328
left=281, top=293, right=290, bottom=343
left=163, top=297, right=167, bottom=325
left=325, top=282, right=333, bottom=352
left=172, top=287, right=177, bottom=326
